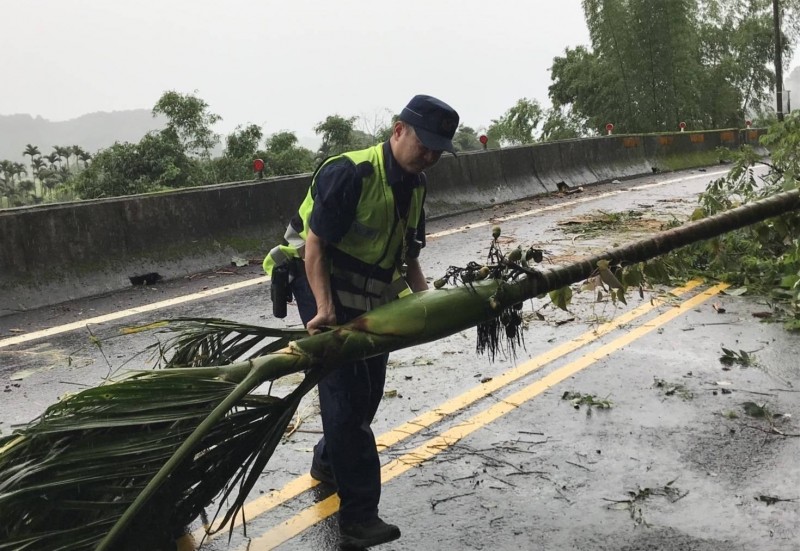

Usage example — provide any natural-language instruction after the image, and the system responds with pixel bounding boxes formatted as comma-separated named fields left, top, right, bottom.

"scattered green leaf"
left=719, top=348, right=755, bottom=367
left=742, top=401, right=770, bottom=419
left=549, top=286, right=573, bottom=311
left=562, top=391, right=613, bottom=410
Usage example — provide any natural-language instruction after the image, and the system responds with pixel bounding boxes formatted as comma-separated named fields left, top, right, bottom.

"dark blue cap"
left=399, top=95, right=459, bottom=153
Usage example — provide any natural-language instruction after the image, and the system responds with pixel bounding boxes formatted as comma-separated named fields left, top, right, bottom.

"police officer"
left=264, top=94, right=459, bottom=548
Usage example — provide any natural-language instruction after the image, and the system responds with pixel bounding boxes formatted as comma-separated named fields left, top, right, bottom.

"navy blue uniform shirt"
left=308, top=141, right=426, bottom=258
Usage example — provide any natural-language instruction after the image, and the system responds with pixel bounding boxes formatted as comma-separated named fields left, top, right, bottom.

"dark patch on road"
left=617, top=526, right=745, bottom=550
left=682, top=421, right=782, bottom=484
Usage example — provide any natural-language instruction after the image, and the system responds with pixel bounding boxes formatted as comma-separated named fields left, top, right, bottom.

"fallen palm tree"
left=1, top=188, right=798, bottom=551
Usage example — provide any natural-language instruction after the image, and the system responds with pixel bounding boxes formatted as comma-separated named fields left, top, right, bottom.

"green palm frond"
left=130, top=317, right=308, bottom=367
left=0, top=357, right=319, bottom=551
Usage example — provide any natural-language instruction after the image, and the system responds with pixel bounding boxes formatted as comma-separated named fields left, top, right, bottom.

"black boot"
left=339, top=517, right=400, bottom=549
left=310, top=459, right=337, bottom=488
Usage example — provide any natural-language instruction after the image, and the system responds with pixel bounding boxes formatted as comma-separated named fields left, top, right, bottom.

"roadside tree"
left=314, top=115, right=366, bottom=161
left=152, top=90, right=221, bottom=158
left=453, top=125, right=483, bottom=152
left=550, top=0, right=796, bottom=133
left=70, top=131, right=191, bottom=199
left=487, top=98, right=544, bottom=146
left=215, top=124, right=265, bottom=182
left=53, top=146, right=72, bottom=171
left=260, top=131, right=315, bottom=176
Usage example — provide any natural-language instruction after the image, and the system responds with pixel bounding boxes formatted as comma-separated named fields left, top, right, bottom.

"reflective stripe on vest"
left=335, top=276, right=410, bottom=311
left=284, top=224, right=306, bottom=252
left=263, top=244, right=299, bottom=276
left=331, top=265, right=400, bottom=296
left=263, top=224, right=307, bottom=276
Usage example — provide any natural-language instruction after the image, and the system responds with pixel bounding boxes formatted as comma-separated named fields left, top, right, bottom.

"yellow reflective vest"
left=263, top=143, right=425, bottom=311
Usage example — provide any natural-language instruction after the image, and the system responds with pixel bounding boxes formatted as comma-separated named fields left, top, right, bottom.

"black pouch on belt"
left=271, top=263, right=291, bottom=318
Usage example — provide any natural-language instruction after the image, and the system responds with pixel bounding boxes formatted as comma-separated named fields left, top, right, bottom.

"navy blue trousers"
left=290, top=269, right=388, bottom=526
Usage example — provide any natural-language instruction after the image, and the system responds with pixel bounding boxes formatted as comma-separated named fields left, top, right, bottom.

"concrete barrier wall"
left=0, top=174, right=310, bottom=312
left=0, top=128, right=765, bottom=313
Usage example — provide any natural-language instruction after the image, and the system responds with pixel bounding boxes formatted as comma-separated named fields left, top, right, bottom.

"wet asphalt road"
left=2, top=166, right=799, bottom=551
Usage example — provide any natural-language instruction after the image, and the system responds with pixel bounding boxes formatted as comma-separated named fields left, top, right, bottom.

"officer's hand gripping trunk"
left=270, top=263, right=293, bottom=318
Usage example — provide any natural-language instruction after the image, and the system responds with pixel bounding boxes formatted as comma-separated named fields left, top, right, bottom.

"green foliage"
left=549, top=45, right=614, bottom=133
left=663, top=113, right=800, bottom=329
left=265, top=131, right=300, bottom=153
left=6, top=92, right=324, bottom=204
left=224, top=124, right=263, bottom=160
left=314, top=115, right=370, bottom=160
left=540, top=106, right=590, bottom=141
left=742, top=401, right=771, bottom=418
left=213, top=124, right=265, bottom=182
left=206, top=126, right=318, bottom=183
left=53, top=145, right=73, bottom=170
left=0, top=160, right=16, bottom=198
left=549, top=286, right=573, bottom=311
left=552, top=0, right=785, bottom=133
left=259, top=131, right=316, bottom=176
left=719, top=347, right=755, bottom=367
left=561, top=390, right=613, bottom=410
left=152, top=90, right=221, bottom=157
left=453, top=124, right=483, bottom=152
left=578, top=259, right=648, bottom=306
left=23, top=144, right=40, bottom=160
left=487, top=98, right=543, bottom=146
left=6, top=92, right=237, bottom=202
left=0, top=160, right=34, bottom=206
left=71, top=132, right=193, bottom=199
left=558, top=209, right=648, bottom=236
left=69, top=92, right=230, bottom=195
left=760, top=110, right=800, bottom=183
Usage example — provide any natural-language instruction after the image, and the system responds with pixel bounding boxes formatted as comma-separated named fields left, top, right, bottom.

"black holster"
left=271, top=262, right=294, bottom=318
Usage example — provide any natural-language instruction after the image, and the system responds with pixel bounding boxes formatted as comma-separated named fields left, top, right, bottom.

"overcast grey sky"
left=1, top=1, right=596, bottom=139
left=5, top=1, right=799, bottom=141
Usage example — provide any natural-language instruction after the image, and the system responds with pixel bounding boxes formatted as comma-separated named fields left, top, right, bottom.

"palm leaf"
left=0, top=360, right=314, bottom=551
left=130, top=317, right=308, bottom=367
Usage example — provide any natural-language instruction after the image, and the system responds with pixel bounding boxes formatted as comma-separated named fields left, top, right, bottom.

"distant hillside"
left=0, top=110, right=167, bottom=163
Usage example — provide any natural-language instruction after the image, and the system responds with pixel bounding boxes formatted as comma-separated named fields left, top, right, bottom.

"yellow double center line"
left=196, top=280, right=726, bottom=549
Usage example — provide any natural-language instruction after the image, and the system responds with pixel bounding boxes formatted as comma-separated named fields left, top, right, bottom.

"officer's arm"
left=304, top=228, right=337, bottom=334
left=405, top=257, right=428, bottom=292
left=405, top=206, right=427, bottom=292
